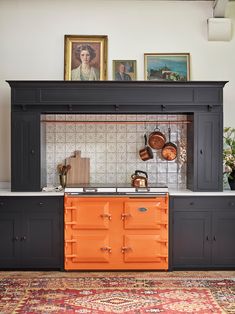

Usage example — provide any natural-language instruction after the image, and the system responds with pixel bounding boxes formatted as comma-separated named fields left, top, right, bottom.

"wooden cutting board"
left=66, top=151, right=90, bottom=185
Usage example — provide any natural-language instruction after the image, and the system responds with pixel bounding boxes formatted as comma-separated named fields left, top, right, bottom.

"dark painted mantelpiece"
left=7, top=80, right=227, bottom=192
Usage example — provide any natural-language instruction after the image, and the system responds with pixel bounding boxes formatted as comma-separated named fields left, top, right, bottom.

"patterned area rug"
left=0, top=271, right=234, bottom=313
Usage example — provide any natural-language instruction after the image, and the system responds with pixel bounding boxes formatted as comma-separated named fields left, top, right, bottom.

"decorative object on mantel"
left=144, top=53, right=190, bottom=81
left=64, top=35, right=108, bottom=81
left=57, top=163, right=71, bottom=188
left=223, top=127, right=235, bottom=190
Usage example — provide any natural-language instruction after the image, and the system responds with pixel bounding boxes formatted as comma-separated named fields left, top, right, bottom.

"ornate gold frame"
left=64, top=35, right=108, bottom=80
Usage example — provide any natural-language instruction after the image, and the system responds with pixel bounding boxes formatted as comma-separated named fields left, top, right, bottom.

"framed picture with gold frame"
left=64, top=35, right=108, bottom=80
left=144, top=53, right=190, bottom=81
left=112, top=60, right=137, bottom=81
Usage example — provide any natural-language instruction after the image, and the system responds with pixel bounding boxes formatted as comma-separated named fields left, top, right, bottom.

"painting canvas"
left=112, top=60, right=137, bottom=81
left=64, top=35, right=108, bottom=81
left=144, top=53, right=190, bottom=81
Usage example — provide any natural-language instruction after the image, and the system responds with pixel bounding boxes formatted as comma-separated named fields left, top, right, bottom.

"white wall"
left=0, top=0, right=235, bottom=182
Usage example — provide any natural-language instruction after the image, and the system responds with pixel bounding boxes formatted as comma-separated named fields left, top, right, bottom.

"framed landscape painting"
left=64, top=35, right=108, bottom=81
left=112, top=60, right=137, bottom=81
left=144, top=53, right=190, bottom=81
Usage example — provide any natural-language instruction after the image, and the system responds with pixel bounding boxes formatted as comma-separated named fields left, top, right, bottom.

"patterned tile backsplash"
left=43, top=114, right=188, bottom=189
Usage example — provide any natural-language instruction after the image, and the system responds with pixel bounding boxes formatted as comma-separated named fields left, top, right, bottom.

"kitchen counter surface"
left=0, top=189, right=64, bottom=196
left=0, top=188, right=235, bottom=196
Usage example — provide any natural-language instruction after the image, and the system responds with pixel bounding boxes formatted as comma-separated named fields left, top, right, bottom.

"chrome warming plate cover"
left=65, top=184, right=168, bottom=195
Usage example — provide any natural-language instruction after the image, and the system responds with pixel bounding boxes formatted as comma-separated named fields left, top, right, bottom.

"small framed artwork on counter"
left=144, top=53, right=190, bottom=81
left=64, top=35, right=108, bottom=81
left=113, top=60, right=137, bottom=81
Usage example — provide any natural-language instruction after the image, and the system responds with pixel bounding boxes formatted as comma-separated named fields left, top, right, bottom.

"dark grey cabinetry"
left=8, top=81, right=226, bottom=192
left=187, top=113, right=223, bottom=191
left=0, top=196, right=63, bottom=269
left=171, top=196, right=235, bottom=269
left=11, top=112, right=41, bottom=191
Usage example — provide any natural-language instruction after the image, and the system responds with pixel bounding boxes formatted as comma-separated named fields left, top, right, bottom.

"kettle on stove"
left=131, top=170, right=148, bottom=188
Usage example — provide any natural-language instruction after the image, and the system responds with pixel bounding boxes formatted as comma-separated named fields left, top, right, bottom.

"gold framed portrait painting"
left=112, top=60, right=137, bottom=81
left=64, top=35, right=108, bottom=81
left=144, top=53, right=190, bottom=81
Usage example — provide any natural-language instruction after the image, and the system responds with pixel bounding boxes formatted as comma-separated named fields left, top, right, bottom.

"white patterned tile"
left=45, top=114, right=55, bottom=121
left=96, top=173, right=106, bottom=183
left=116, top=133, right=126, bottom=143
left=127, top=153, right=137, bottom=162
left=107, top=163, right=116, bottom=173
left=66, top=124, right=76, bottom=133
left=148, top=172, right=157, bottom=183
left=107, top=143, right=116, bottom=152
left=65, top=143, right=76, bottom=154
left=90, top=173, right=96, bottom=183
left=76, top=124, right=85, bottom=132
left=46, top=123, right=56, bottom=133
left=46, top=152, right=54, bottom=163
left=117, top=143, right=126, bottom=153
left=117, top=152, right=127, bottom=162
left=116, top=115, right=126, bottom=121
left=75, top=143, right=85, bottom=152
left=96, top=143, right=106, bottom=152
left=46, top=143, right=55, bottom=153
left=107, top=133, right=116, bottom=143
left=55, top=143, right=65, bottom=153
left=106, top=173, right=116, bottom=183
left=127, top=143, right=136, bottom=153
left=65, top=133, right=76, bottom=142
left=86, top=143, right=96, bottom=153
left=107, top=153, right=116, bottom=162
left=136, top=163, right=147, bottom=172
left=126, top=115, right=136, bottom=121
left=117, top=124, right=126, bottom=132
left=76, top=133, right=85, bottom=142
left=96, top=163, right=106, bottom=173
left=117, top=163, right=126, bottom=173
left=86, top=124, right=96, bottom=133
left=86, top=133, right=96, bottom=143
left=66, top=115, right=76, bottom=121
left=55, top=123, right=66, bottom=133
left=168, top=162, right=178, bottom=172
left=46, top=133, right=55, bottom=143
left=75, top=114, right=85, bottom=121
left=126, top=124, right=136, bottom=132
left=96, top=153, right=106, bottom=163
left=168, top=173, right=178, bottom=184
left=117, top=173, right=126, bottom=183
left=96, top=124, right=106, bottom=132
left=96, top=133, right=106, bottom=143
left=107, top=124, right=117, bottom=132
left=56, top=114, right=66, bottom=121
left=126, top=133, right=136, bottom=143
left=106, top=115, right=116, bottom=121
left=86, top=114, right=96, bottom=121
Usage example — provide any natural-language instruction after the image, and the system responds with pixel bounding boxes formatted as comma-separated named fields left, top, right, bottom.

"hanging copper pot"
left=161, top=127, right=177, bottom=161
left=139, top=134, right=153, bottom=161
left=148, top=127, right=166, bottom=150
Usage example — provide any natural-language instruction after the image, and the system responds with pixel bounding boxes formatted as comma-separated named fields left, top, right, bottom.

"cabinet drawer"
left=172, top=196, right=235, bottom=211
left=0, top=196, right=61, bottom=211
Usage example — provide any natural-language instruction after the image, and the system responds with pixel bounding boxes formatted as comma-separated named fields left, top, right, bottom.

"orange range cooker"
left=64, top=185, right=169, bottom=270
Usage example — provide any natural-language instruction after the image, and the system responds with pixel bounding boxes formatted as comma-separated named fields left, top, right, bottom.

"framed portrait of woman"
left=64, top=35, right=108, bottom=81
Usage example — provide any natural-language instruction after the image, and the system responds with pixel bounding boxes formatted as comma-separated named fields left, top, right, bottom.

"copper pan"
left=161, top=127, right=177, bottom=161
left=148, top=127, right=166, bottom=150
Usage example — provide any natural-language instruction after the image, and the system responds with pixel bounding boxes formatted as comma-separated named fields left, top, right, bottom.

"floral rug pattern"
left=0, top=271, right=234, bottom=313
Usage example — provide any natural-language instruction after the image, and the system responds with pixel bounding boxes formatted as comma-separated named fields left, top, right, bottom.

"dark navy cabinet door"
left=197, top=113, right=222, bottom=191
left=173, top=211, right=211, bottom=267
left=0, top=210, right=21, bottom=268
left=212, top=212, right=235, bottom=266
left=11, top=112, right=41, bottom=191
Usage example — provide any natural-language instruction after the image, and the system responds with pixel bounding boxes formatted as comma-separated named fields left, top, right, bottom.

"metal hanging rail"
left=41, top=120, right=191, bottom=124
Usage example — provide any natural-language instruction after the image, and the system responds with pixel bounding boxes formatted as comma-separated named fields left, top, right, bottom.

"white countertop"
left=0, top=188, right=235, bottom=196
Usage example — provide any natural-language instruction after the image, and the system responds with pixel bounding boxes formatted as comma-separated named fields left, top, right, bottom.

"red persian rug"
left=0, top=271, right=234, bottom=313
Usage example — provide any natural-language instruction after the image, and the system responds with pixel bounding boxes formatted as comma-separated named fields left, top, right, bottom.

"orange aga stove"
left=64, top=185, right=169, bottom=270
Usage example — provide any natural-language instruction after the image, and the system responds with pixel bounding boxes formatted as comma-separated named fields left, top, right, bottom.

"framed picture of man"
left=144, top=53, right=190, bottom=81
left=113, top=60, right=137, bottom=81
left=64, top=35, right=108, bottom=80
